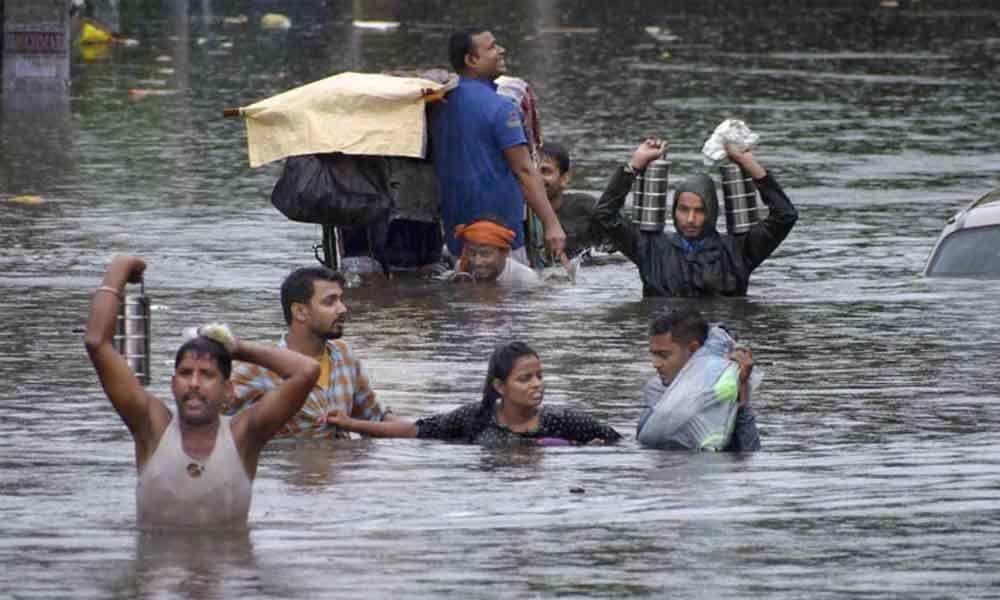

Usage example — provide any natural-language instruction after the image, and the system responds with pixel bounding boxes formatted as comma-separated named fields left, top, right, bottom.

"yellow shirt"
left=316, top=351, right=333, bottom=390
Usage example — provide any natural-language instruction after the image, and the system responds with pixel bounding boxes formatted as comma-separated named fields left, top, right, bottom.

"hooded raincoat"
left=592, top=166, right=798, bottom=297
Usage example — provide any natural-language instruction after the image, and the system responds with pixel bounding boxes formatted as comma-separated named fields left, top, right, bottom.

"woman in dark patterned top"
left=321, top=342, right=621, bottom=447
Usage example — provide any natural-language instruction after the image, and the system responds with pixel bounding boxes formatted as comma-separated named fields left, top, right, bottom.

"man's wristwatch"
left=624, top=162, right=639, bottom=175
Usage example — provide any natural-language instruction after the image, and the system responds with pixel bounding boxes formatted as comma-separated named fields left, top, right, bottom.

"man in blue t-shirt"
left=429, top=29, right=566, bottom=263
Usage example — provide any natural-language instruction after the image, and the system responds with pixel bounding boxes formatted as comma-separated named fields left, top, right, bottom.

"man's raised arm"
left=231, top=340, right=319, bottom=450
left=725, top=144, right=798, bottom=271
left=592, top=139, right=668, bottom=265
left=83, top=256, right=167, bottom=444
left=725, top=346, right=761, bottom=452
left=504, top=144, right=567, bottom=259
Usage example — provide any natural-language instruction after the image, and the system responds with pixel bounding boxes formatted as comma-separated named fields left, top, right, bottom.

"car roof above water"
left=959, top=189, right=1000, bottom=229
left=924, top=188, right=1000, bottom=278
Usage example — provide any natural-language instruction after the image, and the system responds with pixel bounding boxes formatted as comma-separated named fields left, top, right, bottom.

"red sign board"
left=11, top=30, right=67, bottom=54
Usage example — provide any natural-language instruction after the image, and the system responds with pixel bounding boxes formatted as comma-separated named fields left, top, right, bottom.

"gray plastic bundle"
left=636, top=326, right=762, bottom=451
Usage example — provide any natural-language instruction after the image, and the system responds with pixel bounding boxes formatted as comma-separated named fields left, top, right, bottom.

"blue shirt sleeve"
left=491, top=99, right=528, bottom=151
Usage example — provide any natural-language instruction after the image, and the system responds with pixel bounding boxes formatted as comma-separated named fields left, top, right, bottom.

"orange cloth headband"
left=455, top=221, right=515, bottom=274
left=454, top=221, right=516, bottom=249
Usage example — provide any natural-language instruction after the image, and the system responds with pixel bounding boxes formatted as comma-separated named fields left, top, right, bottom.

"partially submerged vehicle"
left=924, top=189, right=1000, bottom=277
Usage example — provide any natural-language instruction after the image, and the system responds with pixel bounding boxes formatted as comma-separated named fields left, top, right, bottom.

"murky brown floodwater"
left=3, top=0, right=1000, bottom=597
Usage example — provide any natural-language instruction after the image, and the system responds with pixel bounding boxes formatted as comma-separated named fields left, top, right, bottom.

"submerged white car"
left=924, top=189, right=1000, bottom=277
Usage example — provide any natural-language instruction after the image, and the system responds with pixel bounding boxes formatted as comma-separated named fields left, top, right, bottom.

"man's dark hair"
left=541, top=142, right=571, bottom=175
left=280, top=266, right=347, bottom=325
left=449, top=28, right=488, bottom=72
left=174, top=337, right=232, bottom=379
left=648, top=308, right=709, bottom=346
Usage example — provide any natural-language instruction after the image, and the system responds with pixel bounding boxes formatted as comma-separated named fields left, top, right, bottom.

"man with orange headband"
left=455, top=215, right=541, bottom=285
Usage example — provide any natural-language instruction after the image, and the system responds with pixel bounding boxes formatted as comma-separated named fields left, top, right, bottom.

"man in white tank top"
left=84, top=255, right=320, bottom=530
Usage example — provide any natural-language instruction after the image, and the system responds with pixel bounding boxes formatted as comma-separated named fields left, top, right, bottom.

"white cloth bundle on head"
left=182, top=322, right=236, bottom=354
left=701, top=119, right=760, bottom=166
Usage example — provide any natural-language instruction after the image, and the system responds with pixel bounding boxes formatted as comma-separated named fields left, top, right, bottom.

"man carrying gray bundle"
left=592, top=138, right=798, bottom=297
left=637, top=308, right=761, bottom=452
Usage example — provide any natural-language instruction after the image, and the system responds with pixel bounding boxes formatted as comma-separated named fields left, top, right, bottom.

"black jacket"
left=592, top=166, right=798, bottom=297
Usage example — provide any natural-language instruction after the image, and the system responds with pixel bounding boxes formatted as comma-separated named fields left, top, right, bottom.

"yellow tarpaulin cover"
left=240, top=72, right=447, bottom=168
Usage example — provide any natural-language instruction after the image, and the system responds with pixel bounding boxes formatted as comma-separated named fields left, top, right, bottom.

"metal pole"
left=332, top=225, right=342, bottom=271
left=318, top=223, right=342, bottom=271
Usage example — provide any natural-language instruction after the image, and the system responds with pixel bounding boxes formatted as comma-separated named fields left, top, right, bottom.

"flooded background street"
left=3, top=0, right=1000, bottom=597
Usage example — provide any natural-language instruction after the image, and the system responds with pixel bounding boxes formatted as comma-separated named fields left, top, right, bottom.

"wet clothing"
left=636, top=377, right=761, bottom=451
left=415, top=402, right=622, bottom=448
left=593, top=166, right=798, bottom=297
left=556, top=192, right=604, bottom=257
left=529, top=192, right=603, bottom=267
left=229, top=337, right=387, bottom=439
left=428, top=76, right=529, bottom=256
left=495, top=257, right=542, bottom=286
left=137, top=412, right=252, bottom=530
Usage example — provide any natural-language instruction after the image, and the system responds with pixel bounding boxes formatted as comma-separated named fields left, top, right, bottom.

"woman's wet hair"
left=648, top=309, right=708, bottom=346
left=174, top=336, right=232, bottom=379
left=280, top=266, right=347, bottom=325
left=479, top=341, right=539, bottom=414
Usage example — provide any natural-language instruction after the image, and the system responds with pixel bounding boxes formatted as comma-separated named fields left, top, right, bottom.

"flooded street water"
left=3, top=0, right=1000, bottom=597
